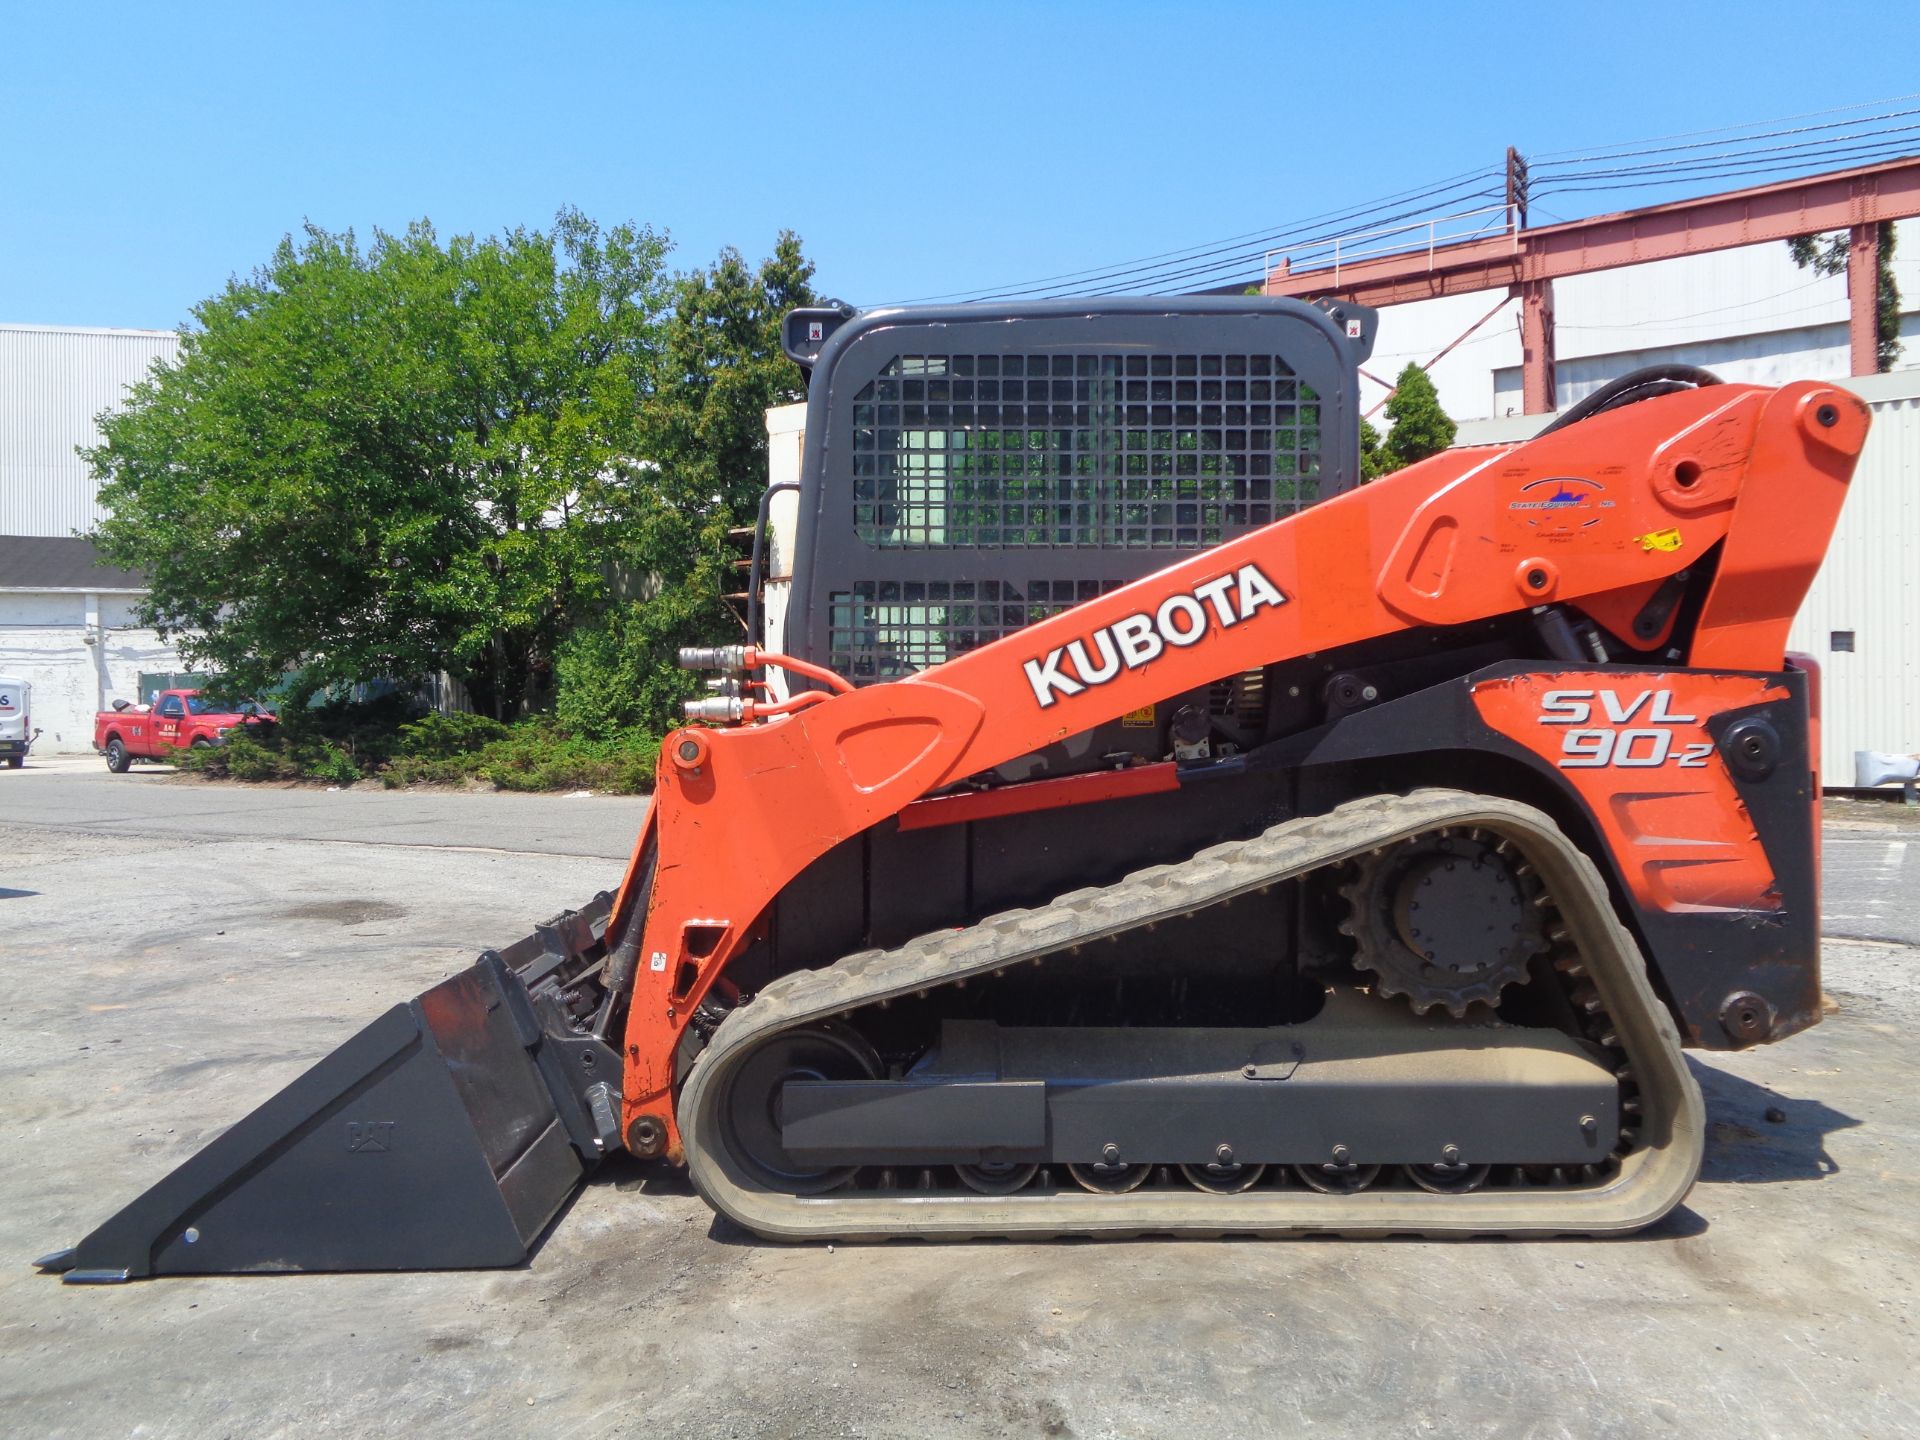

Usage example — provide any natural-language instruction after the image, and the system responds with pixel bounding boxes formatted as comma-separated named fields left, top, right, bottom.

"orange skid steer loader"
left=40, top=297, right=1865, bottom=1279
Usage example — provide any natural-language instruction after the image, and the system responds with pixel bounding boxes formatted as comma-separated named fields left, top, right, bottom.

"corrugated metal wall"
left=1786, top=370, right=1920, bottom=780
left=0, top=324, right=180, bottom=537
left=1491, top=322, right=1853, bottom=417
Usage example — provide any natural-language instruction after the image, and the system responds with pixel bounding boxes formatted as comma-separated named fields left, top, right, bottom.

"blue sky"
left=2, top=1, right=1913, bottom=330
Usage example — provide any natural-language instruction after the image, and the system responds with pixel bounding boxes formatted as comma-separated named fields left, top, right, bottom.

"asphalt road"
left=1821, top=798, right=1920, bottom=947
left=2, top=766, right=1918, bottom=1439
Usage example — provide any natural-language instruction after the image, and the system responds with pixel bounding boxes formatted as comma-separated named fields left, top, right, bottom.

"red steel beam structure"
left=1264, top=157, right=1920, bottom=410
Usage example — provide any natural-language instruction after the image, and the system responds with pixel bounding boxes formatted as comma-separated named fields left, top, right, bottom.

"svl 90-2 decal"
left=1538, top=688, right=1713, bottom=769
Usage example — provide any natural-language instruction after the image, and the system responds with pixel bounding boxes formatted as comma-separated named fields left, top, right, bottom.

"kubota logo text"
left=1023, top=563, right=1288, bottom=708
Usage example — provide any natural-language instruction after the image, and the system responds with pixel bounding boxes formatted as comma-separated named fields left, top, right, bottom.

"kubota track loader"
left=41, top=296, right=1865, bottom=1280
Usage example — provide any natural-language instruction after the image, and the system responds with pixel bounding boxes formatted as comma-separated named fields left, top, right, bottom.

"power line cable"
left=1536, top=122, right=1920, bottom=184
left=1529, top=92, right=1920, bottom=161
left=891, top=167, right=1500, bottom=304
left=1036, top=187, right=1510, bottom=300
left=964, top=181, right=1502, bottom=302
left=1535, top=136, right=1920, bottom=198
left=889, top=95, right=1920, bottom=305
left=1533, top=106, right=1920, bottom=169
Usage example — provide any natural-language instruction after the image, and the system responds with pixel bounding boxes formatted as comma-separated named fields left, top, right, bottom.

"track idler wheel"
left=716, top=1022, right=882, bottom=1195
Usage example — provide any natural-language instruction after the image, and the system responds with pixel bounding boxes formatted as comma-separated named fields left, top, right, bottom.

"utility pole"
left=1504, top=146, right=1553, bottom=410
left=1505, top=147, right=1531, bottom=231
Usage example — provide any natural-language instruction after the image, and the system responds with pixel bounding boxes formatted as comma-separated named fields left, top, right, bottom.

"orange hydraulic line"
left=745, top=691, right=832, bottom=719
left=755, top=650, right=855, bottom=695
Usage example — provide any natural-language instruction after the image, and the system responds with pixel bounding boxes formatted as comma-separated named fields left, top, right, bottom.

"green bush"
left=395, top=711, right=512, bottom=759
left=553, top=598, right=706, bottom=740
left=179, top=730, right=290, bottom=781
left=292, top=738, right=362, bottom=785
left=173, top=692, right=659, bottom=794
left=476, top=724, right=660, bottom=794
left=297, top=691, right=418, bottom=769
left=173, top=728, right=363, bottom=784
left=379, top=751, right=477, bottom=787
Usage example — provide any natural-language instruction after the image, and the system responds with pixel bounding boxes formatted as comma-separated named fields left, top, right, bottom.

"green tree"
left=1788, top=225, right=1903, bottom=371
left=1376, top=362, right=1457, bottom=474
left=86, top=212, right=671, bottom=717
left=554, top=235, right=817, bottom=737
left=1359, top=417, right=1389, bottom=481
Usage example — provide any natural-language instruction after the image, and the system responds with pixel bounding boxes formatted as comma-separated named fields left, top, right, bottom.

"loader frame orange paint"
left=613, top=381, right=1867, bottom=1158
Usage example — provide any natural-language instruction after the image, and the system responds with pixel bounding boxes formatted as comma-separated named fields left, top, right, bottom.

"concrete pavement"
left=0, top=754, right=648, bottom=860
left=2, top=773, right=1917, bottom=1439
left=1822, top=798, right=1920, bottom=947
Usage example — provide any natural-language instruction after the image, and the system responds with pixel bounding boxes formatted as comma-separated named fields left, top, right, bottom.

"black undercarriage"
left=706, top=827, right=1637, bottom=1202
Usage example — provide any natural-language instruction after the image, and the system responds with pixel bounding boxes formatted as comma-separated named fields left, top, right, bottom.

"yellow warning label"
left=1638, top=528, right=1683, bottom=553
left=1121, top=704, right=1157, bottom=728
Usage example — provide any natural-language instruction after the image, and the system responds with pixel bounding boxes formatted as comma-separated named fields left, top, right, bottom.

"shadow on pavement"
left=1691, top=1056, right=1858, bottom=1184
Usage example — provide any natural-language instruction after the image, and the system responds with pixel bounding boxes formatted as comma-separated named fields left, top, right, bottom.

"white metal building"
left=0, top=323, right=190, bottom=754
left=1363, top=221, right=1920, bottom=425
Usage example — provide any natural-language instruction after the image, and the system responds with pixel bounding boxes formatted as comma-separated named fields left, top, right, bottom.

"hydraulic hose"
left=756, top=651, right=855, bottom=695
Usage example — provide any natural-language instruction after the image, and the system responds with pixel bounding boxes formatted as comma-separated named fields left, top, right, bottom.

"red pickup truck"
left=94, top=689, right=275, bottom=773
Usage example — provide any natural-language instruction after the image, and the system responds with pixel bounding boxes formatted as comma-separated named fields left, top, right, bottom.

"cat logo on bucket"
left=1022, top=563, right=1288, bottom=708
left=346, top=1120, right=396, bottom=1154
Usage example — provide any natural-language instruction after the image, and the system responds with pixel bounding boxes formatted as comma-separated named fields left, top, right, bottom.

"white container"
left=0, top=673, right=31, bottom=763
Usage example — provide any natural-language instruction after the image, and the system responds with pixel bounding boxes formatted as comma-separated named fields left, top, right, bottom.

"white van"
left=0, top=674, right=34, bottom=769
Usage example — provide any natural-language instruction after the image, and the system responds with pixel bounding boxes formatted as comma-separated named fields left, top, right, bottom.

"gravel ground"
left=1, top=769, right=1917, bottom=1439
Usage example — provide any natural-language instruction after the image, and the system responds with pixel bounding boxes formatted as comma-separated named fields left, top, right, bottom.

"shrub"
left=553, top=600, right=705, bottom=740
left=395, top=711, right=511, bottom=759
left=1378, top=363, right=1457, bottom=473
left=292, top=738, right=362, bottom=785
left=296, top=691, right=420, bottom=769
left=177, top=730, right=290, bottom=781
left=477, top=723, right=659, bottom=794
left=174, top=693, right=659, bottom=794
left=379, top=752, right=477, bottom=788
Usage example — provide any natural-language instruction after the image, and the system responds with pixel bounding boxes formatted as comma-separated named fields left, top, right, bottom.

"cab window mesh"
left=828, top=579, right=1121, bottom=681
left=850, top=352, right=1321, bottom=549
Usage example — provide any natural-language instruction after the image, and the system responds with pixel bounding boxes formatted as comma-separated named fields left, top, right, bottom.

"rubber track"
left=679, top=789, right=1705, bottom=1241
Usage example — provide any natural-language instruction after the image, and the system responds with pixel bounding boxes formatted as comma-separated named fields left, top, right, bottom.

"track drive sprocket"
left=1339, top=828, right=1549, bottom=1017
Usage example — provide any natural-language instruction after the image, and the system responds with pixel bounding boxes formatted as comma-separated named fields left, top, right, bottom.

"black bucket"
left=39, top=898, right=624, bottom=1283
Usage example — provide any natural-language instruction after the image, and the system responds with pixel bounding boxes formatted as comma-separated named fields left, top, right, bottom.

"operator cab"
left=753, top=297, right=1377, bottom=782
